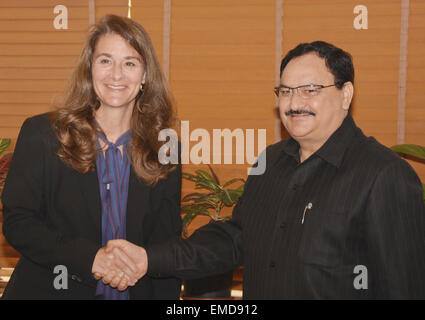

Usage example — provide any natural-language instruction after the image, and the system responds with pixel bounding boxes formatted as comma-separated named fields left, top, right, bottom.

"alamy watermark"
left=353, top=5, right=368, bottom=30
left=53, top=5, right=68, bottom=30
left=53, top=265, right=68, bottom=290
left=158, top=121, right=267, bottom=176
left=353, top=265, right=368, bottom=290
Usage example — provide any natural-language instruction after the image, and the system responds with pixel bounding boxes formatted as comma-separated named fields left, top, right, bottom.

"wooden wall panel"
left=0, top=0, right=423, bottom=237
left=0, top=0, right=85, bottom=138
left=169, top=0, right=276, bottom=234
left=95, top=0, right=127, bottom=21
left=282, top=0, right=401, bottom=147
left=404, top=0, right=425, bottom=182
left=170, top=0, right=275, bottom=196
left=131, top=0, right=164, bottom=68
left=280, top=0, right=424, bottom=183
left=0, top=0, right=127, bottom=139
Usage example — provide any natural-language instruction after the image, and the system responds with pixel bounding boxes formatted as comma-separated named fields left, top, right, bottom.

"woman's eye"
left=125, top=61, right=136, bottom=67
left=99, top=59, right=110, bottom=64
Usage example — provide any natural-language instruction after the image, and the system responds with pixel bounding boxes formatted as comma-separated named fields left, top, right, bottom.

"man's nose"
left=288, top=90, right=305, bottom=110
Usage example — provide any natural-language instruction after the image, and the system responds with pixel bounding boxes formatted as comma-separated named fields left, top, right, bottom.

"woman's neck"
left=95, top=105, right=133, bottom=143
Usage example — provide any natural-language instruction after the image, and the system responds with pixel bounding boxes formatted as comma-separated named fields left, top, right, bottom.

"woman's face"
left=92, top=33, right=146, bottom=111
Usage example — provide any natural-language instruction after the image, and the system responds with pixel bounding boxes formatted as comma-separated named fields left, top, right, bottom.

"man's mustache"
left=284, top=109, right=316, bottom=116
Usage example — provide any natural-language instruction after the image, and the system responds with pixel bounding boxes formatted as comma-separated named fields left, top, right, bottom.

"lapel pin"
left=301, top=202, right=313, bottom=224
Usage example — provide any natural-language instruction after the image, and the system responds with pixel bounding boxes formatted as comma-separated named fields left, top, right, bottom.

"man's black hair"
left=280, top=41, right=354, bottom=89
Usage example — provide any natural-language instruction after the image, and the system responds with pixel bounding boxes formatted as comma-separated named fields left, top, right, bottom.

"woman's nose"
left=111, top=63, right=123, bottom=81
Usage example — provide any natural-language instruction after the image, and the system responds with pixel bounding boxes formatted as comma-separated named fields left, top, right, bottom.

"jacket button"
left=280, top=221, right=287, bottom=229
left=292, top=184, right=298, bottom=191
left=269, top=261, right=276, bottom=268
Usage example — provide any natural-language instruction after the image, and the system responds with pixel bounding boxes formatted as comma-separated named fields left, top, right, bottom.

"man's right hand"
left=104, top=240, right=148, bottom=284
left=91, top=246, right=140, bottom=291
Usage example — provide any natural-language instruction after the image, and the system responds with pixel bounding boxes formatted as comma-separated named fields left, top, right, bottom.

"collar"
left=97, top=129, right=132, bottom=149
left=94, top=118, right=132, bottom=149
left=282, top=114, right=359, bottom=168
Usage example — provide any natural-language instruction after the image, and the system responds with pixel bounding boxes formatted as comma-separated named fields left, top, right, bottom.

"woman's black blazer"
left=1, top=113, right=182, bottom=299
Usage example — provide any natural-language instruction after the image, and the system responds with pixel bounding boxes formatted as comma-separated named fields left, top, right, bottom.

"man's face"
left=278, top=53, right=352, bottom=147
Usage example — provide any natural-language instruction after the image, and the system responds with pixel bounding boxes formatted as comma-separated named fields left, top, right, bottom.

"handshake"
left=91, top=239, right=148, bottom=291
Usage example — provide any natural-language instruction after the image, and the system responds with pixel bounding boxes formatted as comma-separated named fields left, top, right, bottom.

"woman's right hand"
left=91, top=246, right=139, bottom=290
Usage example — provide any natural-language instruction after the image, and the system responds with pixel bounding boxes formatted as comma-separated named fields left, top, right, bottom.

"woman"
left=1, top=15, right=182, bottom=299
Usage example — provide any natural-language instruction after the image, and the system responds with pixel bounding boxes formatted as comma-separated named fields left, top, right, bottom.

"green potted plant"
left=391, top=144, right=425, bottom=201
left=0, top=138, right=12, bottom=186
left=0, top=138, right=13, bottom=221
left=180, top=165, right=245, bottom=299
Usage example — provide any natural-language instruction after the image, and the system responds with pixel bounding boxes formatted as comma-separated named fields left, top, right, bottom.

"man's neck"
left=297, top=134, right=331, bottom=163
left=296, top=114, right=348, bottom=163
left=299, top=143, right=320, bottom=163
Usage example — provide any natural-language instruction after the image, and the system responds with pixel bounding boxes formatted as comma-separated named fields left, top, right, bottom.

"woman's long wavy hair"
left=49, top=15, right=177, bottom=185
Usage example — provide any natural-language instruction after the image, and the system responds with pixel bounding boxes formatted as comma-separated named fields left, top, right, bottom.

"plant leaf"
left=220, top=189, right=235, bottom=206
left=181, top=192, right=209, bottom=202
left=182, top=172, right=199, bottom=181
left=181, top=211, right=198, bottom=237
left=207, top=165, right=220, bottom=185
left=194, top=177, right=220, bottom=192
left=0, top=154, right=12, bottom=186
left=222, top=177, right=245, bottom=188
left=186, top=200, right=216, bottom=210
left=181, top=207, right=213, bottom=236
left=226, top=189, right=243, bottom=203
left=391, top=144, right=425, bottom=161
left=235, top=184, right=245, bottom=194
left=181, top=203, right=211, bottom=214
left=181, top=169, right=247, bottom=236
left=0, top=139, right=11, bottom=156
left=183, top=172, right=219, bottom=191
left=195, top=170, right=216, bottom=184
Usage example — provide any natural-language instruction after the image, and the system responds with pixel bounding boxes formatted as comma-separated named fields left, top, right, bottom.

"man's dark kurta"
left=147, top=114, right=425, bottom=299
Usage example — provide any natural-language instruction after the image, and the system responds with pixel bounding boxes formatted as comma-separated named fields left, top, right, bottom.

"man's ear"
left=342, top=82, right=354, bottom=111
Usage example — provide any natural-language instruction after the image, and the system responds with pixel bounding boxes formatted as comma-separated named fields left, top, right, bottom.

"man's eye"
left=281, top=89, right=291, bottom=95
left=304, top=88, right=319, bottom=95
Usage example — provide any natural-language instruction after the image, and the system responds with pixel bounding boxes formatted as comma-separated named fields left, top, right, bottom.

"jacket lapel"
left=78, top=168, right=102, bottom=237
left=77, top=166, right=149, bottom=245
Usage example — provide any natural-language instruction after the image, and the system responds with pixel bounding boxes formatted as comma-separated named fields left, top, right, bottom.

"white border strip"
left=275, top=0, right=283, bottom=142
left=163, top=0, right=171, bottom=81
left=397, top=0, right=409, bottom=144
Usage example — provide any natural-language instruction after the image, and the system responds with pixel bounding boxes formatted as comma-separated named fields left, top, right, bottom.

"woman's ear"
left=342, top=81, right=354, bottom=111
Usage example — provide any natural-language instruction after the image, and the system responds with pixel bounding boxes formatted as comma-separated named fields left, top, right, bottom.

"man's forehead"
left=281, top=53, right=333, bottom=84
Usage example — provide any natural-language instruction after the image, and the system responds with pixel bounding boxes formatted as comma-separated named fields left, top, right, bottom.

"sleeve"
left=149, top=163, right=183, bottom=242
left=147, top=163, right=183, bottom=298
left=146, top=170, right=248, bottom=281
left=364, top=160, right=425, bottom=299
left=1, top=117, right=100, bottom=286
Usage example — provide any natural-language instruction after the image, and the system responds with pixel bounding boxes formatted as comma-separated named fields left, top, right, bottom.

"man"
left=104, top=41, right=425, bottom=299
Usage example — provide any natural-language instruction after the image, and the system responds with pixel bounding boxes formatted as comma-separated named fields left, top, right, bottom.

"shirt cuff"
left=70, top=238, right=101, bottom=288
left=145, top=241, right=175, bottom=278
